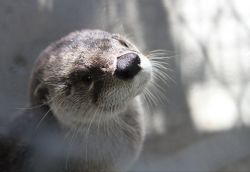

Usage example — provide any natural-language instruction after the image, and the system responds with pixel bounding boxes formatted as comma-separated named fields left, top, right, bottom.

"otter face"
left=32, top=30, right=151, bottom=127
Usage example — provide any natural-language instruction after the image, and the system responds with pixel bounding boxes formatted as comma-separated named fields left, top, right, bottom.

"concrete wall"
left=1, top=0, right=250, bottom=171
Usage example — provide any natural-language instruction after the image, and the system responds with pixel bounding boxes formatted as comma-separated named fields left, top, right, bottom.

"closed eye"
left=81, top=74, right=92, bottom=85
left=118, top=39, right=129, bottom=48
left=112, top=34, right=130, bottom=48
left=69, top=70, right=93, bottom=86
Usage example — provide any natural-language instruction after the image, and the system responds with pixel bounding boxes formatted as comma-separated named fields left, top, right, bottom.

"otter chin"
left=2, top=29, right=153, bottom=172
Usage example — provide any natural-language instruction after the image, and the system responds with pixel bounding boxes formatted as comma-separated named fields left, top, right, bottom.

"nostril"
left=115, top=53, right=141, bottom=80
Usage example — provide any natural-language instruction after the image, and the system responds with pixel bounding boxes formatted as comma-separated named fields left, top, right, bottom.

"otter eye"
left=119, top=40, right=129, bottom=48
left=69, top=70, right=92, bottom=86
left=82, top=75, right=92, bottom=85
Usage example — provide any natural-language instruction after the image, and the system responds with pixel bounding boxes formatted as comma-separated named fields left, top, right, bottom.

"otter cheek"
left=92, top=80, right=104, bottom=104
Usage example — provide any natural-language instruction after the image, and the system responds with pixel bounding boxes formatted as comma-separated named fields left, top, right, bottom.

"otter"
left=0, top=29, right=153, bottom=172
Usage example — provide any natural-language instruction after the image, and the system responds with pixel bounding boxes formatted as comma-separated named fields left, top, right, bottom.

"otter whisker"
left=96, top=106, right=103, bottom=134
left=140, top=93, right=151, bottom=114
left=148, top=53, right=175, bottom=58
left=16, top=92, right=60, bottom=110
left=148, top=70, right=170, bottom=104
left=34, top=93, right=66, bottom=130
left=102, top=107, right=108, bottom=136
left=147, top=49, right=175, bottom=56
left=148, top=54, right=171, bottom=58
left=64, top=101, right=93, bottom=170
left=150, top=60, right=172, bottom=68
left=152, top=70, right=172, bottom=88
left=148, top=49, right=170, bottom=53
left=35, top=108, right=52, bottom=130
left=114, top=115, right=135, bottom=138
left=84, top=106, right=99, bottom=164
left=65, top=126, right=79, bottom=170
left=152, top=65, right=175, bottom=85
left=142, top=87, right=159, bottom=107
left=16, top=103, right=47, bottom=110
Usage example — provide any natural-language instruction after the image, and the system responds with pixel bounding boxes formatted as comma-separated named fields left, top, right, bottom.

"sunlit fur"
left=141, top=50, right=174, bottom=110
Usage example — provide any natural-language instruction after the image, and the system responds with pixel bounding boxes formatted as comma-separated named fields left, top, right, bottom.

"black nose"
left=115, top=53, right=141, bottom=80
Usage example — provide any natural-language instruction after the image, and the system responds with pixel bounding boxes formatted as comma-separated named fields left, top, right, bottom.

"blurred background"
left=1, top=0, right=250, bottom=171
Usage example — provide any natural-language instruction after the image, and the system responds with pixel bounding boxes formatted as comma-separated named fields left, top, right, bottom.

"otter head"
left=30, top=30, right=152, bottom=128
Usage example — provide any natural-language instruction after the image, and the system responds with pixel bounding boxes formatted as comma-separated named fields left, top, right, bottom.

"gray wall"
left=1, top=0, right=250, bottom=171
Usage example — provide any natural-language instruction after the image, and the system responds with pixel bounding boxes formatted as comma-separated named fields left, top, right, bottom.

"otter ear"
left=33, top=84, right=49, bottom=104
